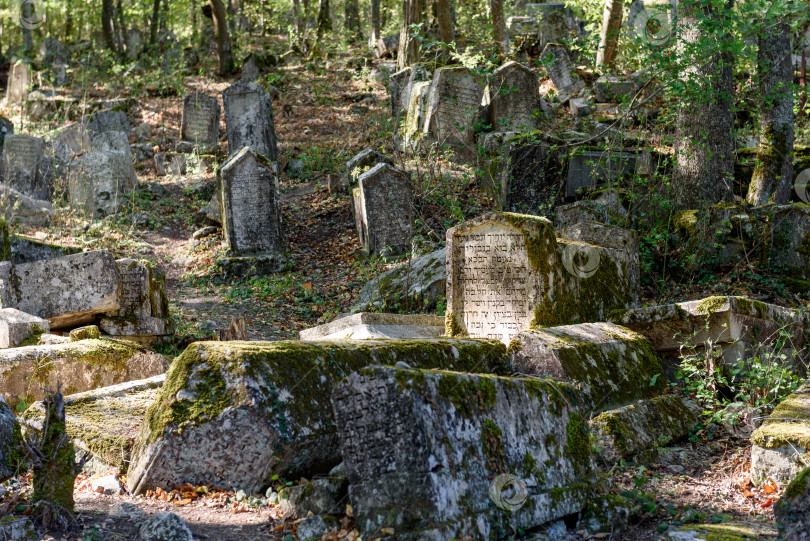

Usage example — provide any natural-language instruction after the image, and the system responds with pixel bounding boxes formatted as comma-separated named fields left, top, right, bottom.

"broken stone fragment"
left=590, top=395, right=696, bottom=464
left=138, top=512, right=194, bottom=541
left=0, top=338, right=167, bottom=409
left=69, top=325, right=100, bottom=341
left=667, top=522, right=778, bottom=540
left=0, top=308, right=49, bottom=349
left=332, top=366, right=593, bottom=539
left=299, top=312, right=445, bottom=341
left=0, top=250, right=122, bottom=329
left=126, top=339, right=507, bottom=495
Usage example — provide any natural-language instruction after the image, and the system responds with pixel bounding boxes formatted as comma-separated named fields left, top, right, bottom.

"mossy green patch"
left=481, top=419, right=506, bottom=474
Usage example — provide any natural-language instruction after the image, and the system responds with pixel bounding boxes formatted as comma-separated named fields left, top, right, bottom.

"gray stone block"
left=299, top=312, right=444, bottom=340
left=0, top=308, right=49, bottom=348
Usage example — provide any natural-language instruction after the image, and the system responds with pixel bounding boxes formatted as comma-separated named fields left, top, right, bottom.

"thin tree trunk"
left=102, top=0, right=117, bottom=51
left=316, top=0, right=331, bottom=38
left=344, top=0, right=362, bottom=40
left=303, top=0, right=310, bottom=33
left=397, top=0, right=423, bottom=70
left=746, top=18, right=794, bottom=205
left=490, top=0, right=507, bottom=53
left=674, top=0, right=735, bottom=207
left=65, top=0, right=73, bottom=41
left=293, top=0, right=304, bottom=35
left=596, top=0, right=623, bottom=71
left=211, top=0, right=235, bottom=74
left=369, top=0, right=381, bottom=46
left=436, top=0, right=453, bottom=44
left=114, top=0, right=126, bottom=53
left=149, top=0, right=161, bottom=45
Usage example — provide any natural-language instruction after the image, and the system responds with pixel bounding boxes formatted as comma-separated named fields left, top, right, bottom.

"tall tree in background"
left=316, top=0, right=331, bottom=38
left=397, top=0, right=423, bottom=69
left=747, top=15, right=794, bottom=205
left=674, top=0, right=735, bottom=207
left=211, top=0, right=235, bottom=74
left=369, top=0, right=381, bottom=46
left=149, top=0, right=161, bottom=45
left=101, top=0, right=117, bottom=51
left=596, top=0, right=623, bottom=70
left=491, top=0, right=508, bottom=53
left=437, top=0, right=454, bottom=44
left=344, top=0, right=362, bottom=41
left=21, top=1, right=33, bottom=53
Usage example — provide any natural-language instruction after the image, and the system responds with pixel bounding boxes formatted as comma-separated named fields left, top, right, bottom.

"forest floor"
left=0, top=39, right=804, bottom=540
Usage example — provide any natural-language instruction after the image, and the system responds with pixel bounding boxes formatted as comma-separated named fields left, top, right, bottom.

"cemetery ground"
left=1, top=39, right=808, bottom=541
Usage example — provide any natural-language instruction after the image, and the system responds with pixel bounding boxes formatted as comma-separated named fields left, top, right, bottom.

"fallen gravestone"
left=445, top=212, right=638, bottom=344
left=177, top=92, right=220, bottom=153
left=487, top=61, right=547, bottom=132
left=350, top=247, right=446, bottom=313
left=0, top=308, right=50, bottom=349
left=541, top=44, right=584, bottom=103
left=594, top=75, right=638, bottom=103
left=333, top=366, right=593, bottom=539
left=218, top=147, right=291, bottom=274
left=0, top=250, right=122, bottom=329
left=352, top=163, right=413, bottom=256
left=0, top=396, right=24, bottom=483
left=20, top=375, right=165, bottom=475
left=610, top=296, right=810, bottom=382
left=299, top=313, right=444, bottom=340
left=126, top=338, right=507, bottom=494
left=423, top=67, right=485, bottom=159
left=67, top=149, right=138, bottom=217
left=99, top=259, right=173, bottom=345
left=1, top=134, right=50, bottom=200
left=223, top=80, right=278, bottom=160
left=0, top=338, right=167, bottom=409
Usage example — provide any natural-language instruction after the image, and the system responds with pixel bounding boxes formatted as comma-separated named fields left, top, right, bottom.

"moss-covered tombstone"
left=0, top=338, right=168, bottom=410
left=445, top=212, right=639, bottom=345
left=332, top=366, right=592, bottom=540
left=126, top=339, right=508, bottom=495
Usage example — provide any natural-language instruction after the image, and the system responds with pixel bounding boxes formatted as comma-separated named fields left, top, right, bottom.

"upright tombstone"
left=177, top=92, right=220, bottom=153
left=219, top=147, right=290, bottom=274
left=50, top=121, right=89, bottom=163
left=125, top=29, right=144, bottom=60
left=1, top=134, right=49, bottom=200
left=345, top=148, right=393, bottom=185
left=541, top=44, right=584, bottom=103
left=353, top=163, right=413, bottom=256
left=446, top=212, right=638, bottom=344
left=67, top=150, right=138, bottom=218
left=388, top=68, right=411, bottom=118
left=423, top=67, right=485, bottom=158
left=222, top=80, right=277, bottom=160
left=6, top=57, right=32, bottom=105
left=488, top=61, right=546, bottom=132
left=87, top=109, right=131, bottom=135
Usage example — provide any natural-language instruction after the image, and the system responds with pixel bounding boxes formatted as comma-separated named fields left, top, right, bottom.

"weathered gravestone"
left=445, top=212, right=638, bottom=344
left=39, top=37, right=70, bottom=67
left=398, top=80, right=432, bottom=151
left=154, top=153, right=187, bottom=176
left=126, top=339, right=508, bottom=494
left=487, top=61, right=547, bottom=132
left=0, top=117, right=13, bottom=158
left=177, top=92, right=220, bottom=153
left=0, top=250, right=121, bottom=329
left=566, top=149, right=640, bottom=198
left=352, top=163, right=413, bottom=255
left=374, top=34, right=400, bottom=58
left=0, top=308, right=50, bottom=349
left=300, top=312, right=445, bottom=340
left=99, top=259, right=173, bottom=344
left=219, top=147, right=289, bottom=274
left=50, top=120, right=89, bottom=163
left=223, top=80, right=277, bottom=160
left=90, top=131, right=133, bottom=161
left=1, top=134, right=50, bottom=200
left=541, top=44, right=584, bottom=103
left=0, top=185, right=54, bottom=226
left=423, top=67, right=485, bottom=158
left=333, top=366, right=593, bottom=539
left=125, top=29, right=144, bottom=60
left=495, top=134, right=567, bottom=215
left=388, top=68, right=412, bottom=118
left=395, top=64, right=432, bottom=122
left=6, top=57, right=32, bottom=105
left=594, top=75, right=638, bottom=103
left=345, top=147, right=393, bottom=186
left=241, top=55, right=259, bottom=81
left=67, top=149, right=138, bottom=217
left=538, top=7, right=569, bottom=51
left=87, top=109, right=131, bottom=135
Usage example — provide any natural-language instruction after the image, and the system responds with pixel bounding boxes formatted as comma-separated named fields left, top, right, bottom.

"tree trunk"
left=490, top=0, right=508, bottom=53
left=316, top=0, right=331, bottom=38
left=113, top=0, right=125, bottom=53
left=436, top=0, right=454, bottom=44
left=369, top=0, right=381, bottom=46
left=149, top=0, right=161, bottom=45
left=596, top=0, right=623, bottom=71
left=101, top=0, right=117, bottom=51
left=344, top=0, right=362, bottom=40
left=293, top=0, right=304, bottom=36
left=303, top=0, right=311, bottom=33
left=397, top=0, right=423, bottom=70
left=674, top=0, right=735, bottom=207
left=65, top=0, right=74, bottom=41
left=747, top=18, right=794, bottom=205
left=211, top=0, right=235, bottom=74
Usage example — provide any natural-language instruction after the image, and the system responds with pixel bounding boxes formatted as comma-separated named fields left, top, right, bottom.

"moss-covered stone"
left=669, top=522, right=778, bottom=540
left=579, top=493, right=631, bottom=535
left=69, top=325, right=101, bottom=341
left=126, top=339, right=508, bottom=495
left=0, top=396, right=24, bottom=482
